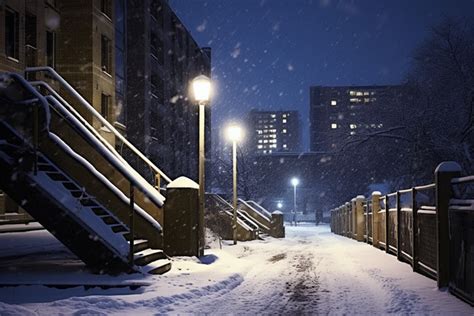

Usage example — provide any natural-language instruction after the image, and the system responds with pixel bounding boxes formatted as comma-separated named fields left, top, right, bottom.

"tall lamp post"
left=192, top=75, right=211, bottom=256
left=226, top=125, right=242, bottom=245
left=291, top=177, right=299, bottom=226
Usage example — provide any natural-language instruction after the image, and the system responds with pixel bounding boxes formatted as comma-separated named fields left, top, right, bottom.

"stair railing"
left=24, top=67, right=172, bottom=184
left=44, top=93, right=164, bottom=268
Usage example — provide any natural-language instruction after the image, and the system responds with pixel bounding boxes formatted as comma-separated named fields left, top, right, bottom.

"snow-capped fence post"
left=384, top=194, right=390, bottom=254
left=434, top=161, right=461, bottom=288
left=163, top=177, right=201, bottom=257
left=350, top=199, right=355, bottom=239
left=355, top=195, right=365, bottom=242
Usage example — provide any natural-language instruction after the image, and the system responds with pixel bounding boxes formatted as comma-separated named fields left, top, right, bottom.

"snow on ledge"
left=272, top=211, right=283, bottom=215
left=435, top=161, right=462, bottom=173
left=167, top=176, right=199, bottom=189
left=372, top=191, right=382, bottom=196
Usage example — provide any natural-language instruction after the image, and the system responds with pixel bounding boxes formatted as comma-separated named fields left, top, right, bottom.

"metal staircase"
left=0, top=72, right=171, bottom=274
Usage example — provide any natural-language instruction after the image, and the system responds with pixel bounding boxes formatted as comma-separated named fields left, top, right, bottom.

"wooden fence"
left=330, top=162, right=473, bottom=306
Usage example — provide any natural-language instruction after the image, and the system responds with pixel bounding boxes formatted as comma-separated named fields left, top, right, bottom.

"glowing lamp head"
left=277, top=202, right=283, bottom=209
left=291, top=178, right=299, bottom=187
left=227, top=125, right=243, bottom=142
left=192, top=75, right=211, bottom=104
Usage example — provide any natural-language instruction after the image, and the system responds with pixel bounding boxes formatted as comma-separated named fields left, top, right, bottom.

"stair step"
left=91, top=207, right=107, bottom=216
left=46, top=172, right=69, bottom=182
left=134, top=249, right=167, bottom=266
left=100, top=215, right=119, bottom=225
left=110, top=224, right=128, bottom=233
left=70, top=190, right=83, bottom=198
left=38, top=164, right=56, bottom=172
left=140, top=258, right=172, bottom=275
left=80, top=199, right=98, bottom=207
left=63, top=181, right=80, bottom=191
left=129, top=239, right=149, bottom=253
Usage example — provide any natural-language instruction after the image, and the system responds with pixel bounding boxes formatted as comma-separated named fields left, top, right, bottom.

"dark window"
left=100, top=0, right=112, bottom=19
left=46, top=31, right=56, bottom=68
left=5, top=8, right=19, bottom=60
left=150, top=0, right=163, bottom=23
left=101, top=93, right=110, bottom=120
left=101, top=35, right=112, bottom=73
left=25, top=13, right=37, bottom=67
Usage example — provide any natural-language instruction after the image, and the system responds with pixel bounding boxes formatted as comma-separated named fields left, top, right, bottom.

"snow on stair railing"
left=246, top=200, right=272, bottom=219
left=24, top=67, right=172, bottom=184
left=238, top=198, right=271, bottom=222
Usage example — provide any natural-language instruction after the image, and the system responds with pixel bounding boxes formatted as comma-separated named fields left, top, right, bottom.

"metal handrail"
left=451, top=175, right=474, bottom=185
left=414, top=183, right=435, bottom=191
left=31, top=81, right=129, bottom=166
left=24, top=67, right=171, bottom=184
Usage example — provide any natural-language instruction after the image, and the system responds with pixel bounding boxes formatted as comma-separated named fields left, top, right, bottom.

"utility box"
left=163, top=177, right=201, bottom=256
left=270, top=211, right=285, bottom=238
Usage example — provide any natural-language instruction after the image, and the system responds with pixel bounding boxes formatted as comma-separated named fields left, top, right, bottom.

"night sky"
left=169, top=0, right=474, bottom=150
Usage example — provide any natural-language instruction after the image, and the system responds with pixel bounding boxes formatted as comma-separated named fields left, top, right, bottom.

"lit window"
left=257, top=130, right=262, bottom=134
left=282, top=114, right=287, bottom=118
left=378, top=123, right=383, bottom=128
left=350, top=131, right=356, bottom=135
left=282, top=119, right=287, bottom=123
left=264, top=140, right=268, bottom=143
left=349, top=91, right=356, bottom=96
left=356, top=91, right=363, bottom=96
left=258, top=140, right=263, bottom=143
left=258, top=145, right=263, bottom=149
left=350, top=98, right=361, bottom=103
left=282, top=129, right=287, bottom=133
left=271, top=114, right=276, bottom=118
left=269, top=150, right=272, bottom=153
left=331, top=100, right=337, bottom=106
left=363, top=92, right=369, bottom=96
left=331, top=123, right=337, bottom=129
left=349, top=124, right=357, bottom=129
left=371, top=91, right=376, bottom=96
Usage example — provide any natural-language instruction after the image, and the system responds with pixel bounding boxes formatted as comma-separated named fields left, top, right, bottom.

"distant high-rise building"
left=309, top=85, right=404, bottom=152
left=248, top=110, right=301, bottom=155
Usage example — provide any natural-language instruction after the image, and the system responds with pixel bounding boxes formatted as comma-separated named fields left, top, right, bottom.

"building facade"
left=1, top=0, right=211, bottom=185
left=125, top=0, right=211, bottom=182
left=247, top=110, right=301, bottom=156
left=309, top=85, right=404, bottom=152
left=0, top=0, right=60, bottom=73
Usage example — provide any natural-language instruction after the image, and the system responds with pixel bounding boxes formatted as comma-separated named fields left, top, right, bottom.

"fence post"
left=372, top=191, right=381, bottom=248
left=396, top=191, right=402, bottom=261
left=412, top=188, right=418, bottom=272
left=351, top=198, right=357, bottom=239
left=385, top=195, right=390, bottom=254
left=434, top=161, right=461, bottom=288
left=356, top=195, right=365, bottom=241
left=345, top=202, right=351, bottom=237
left=346, top=200, right=355, bottom=238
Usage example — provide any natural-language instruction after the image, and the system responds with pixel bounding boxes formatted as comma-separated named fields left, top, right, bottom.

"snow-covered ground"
left=0, top=224, right=471, bottom=315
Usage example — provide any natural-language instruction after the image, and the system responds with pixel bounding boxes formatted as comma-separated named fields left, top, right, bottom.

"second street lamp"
left=192, top=74, right=211, bottom=256
left=291, top=177, right=299, bottom=226
left=226, top=125, right=242, bottom=245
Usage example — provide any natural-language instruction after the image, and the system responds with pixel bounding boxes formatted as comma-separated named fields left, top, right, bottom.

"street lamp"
left=192, top=74, right=211, bottom=256
left=226, top=124, right=243, bottom=245
left=277, top=202, right=283, bottom=209
left=291, top=177, right=299, bottom=226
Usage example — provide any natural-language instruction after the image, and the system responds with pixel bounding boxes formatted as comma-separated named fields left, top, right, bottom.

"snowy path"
left=0, top=225, right=471, bottom=315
